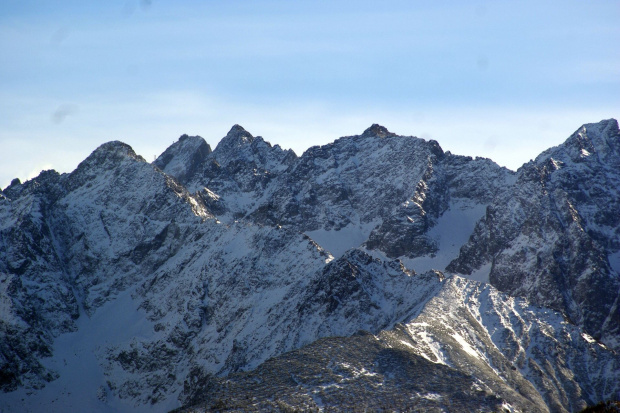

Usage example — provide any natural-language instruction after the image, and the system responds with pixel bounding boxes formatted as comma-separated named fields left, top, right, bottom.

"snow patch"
left=406, top=326, right=449, bottom=366
left=451, top=332, right=480, bottom=360
left=464, top=262, right=491, bottom=284
left=420, top=392, right=442, bottom=401
left=609, top=250, right=620, bottom=274
left=401, top=201, right=487, bottom=274
left=2, top=289, right=161, bottom=413
left=305, top=220, right=380, bottom=258
left=399, top=340, right=415, bottom=349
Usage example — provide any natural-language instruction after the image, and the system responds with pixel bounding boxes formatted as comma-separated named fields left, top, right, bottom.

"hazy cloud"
left=476, top=55, right=489, bottom=71
left=50, top=26, right=70, bottom=45
left=51, top=104, right=78, bottom=124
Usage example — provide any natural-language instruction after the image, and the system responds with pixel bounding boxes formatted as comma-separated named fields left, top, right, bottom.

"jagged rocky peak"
left=179, top=133, right=196, bottom=142
left=78, top=140, right=145, bottom=170
left=2, top=178, right=22, bottom=193
left=216, top=124, right=255, bottom=149
left=154, top=134, right=211, bottom=184
left=60, top=140, right=147, bottom=190
left=427, top=139, right=445, bottom=159
left=16, top=141, right=124, bottom=196
left=95, top=140, right=139, bottom=156
left=359, top=123, right=444, bottom=158
left=2, top=170, right=64, bottom=202
left=576, top=118, right=619, bottom=154
left=535, top=118, right=620, bottom=165
left=210, top=124, right=258, bottom=165
left=361, top=123, right=396, bottom=138
left=209, top=124, right=296, bottom=172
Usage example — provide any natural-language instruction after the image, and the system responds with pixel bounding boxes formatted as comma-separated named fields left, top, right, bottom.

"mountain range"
left=1, top=119, right=619, bottom=412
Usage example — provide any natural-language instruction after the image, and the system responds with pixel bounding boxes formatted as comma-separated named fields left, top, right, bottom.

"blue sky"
left=1, top=0, right=619, bottom=188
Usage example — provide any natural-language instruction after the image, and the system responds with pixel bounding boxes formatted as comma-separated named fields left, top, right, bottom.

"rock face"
left=448, top=119, right=620, bottom=348
left=364, top=152, right=515, bottom=259
left=153, top=134, right=211, bottom=184
left=0, top=141, right=211, bottom=396
left=174, top=124, right=513, bottom=258
left=1, top=119, right=619, bottom=412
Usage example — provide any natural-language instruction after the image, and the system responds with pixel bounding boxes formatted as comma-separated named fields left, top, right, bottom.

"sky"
left=1, top=0, right=619, bottom=189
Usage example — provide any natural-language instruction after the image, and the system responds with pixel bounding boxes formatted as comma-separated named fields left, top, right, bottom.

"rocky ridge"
left=0, top=119, right=619, bottom=412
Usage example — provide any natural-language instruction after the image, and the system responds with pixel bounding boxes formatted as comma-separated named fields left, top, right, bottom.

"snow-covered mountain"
left=1, top=119, right=619, bottom=412
left=448, top=119, right=620, bottom=348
